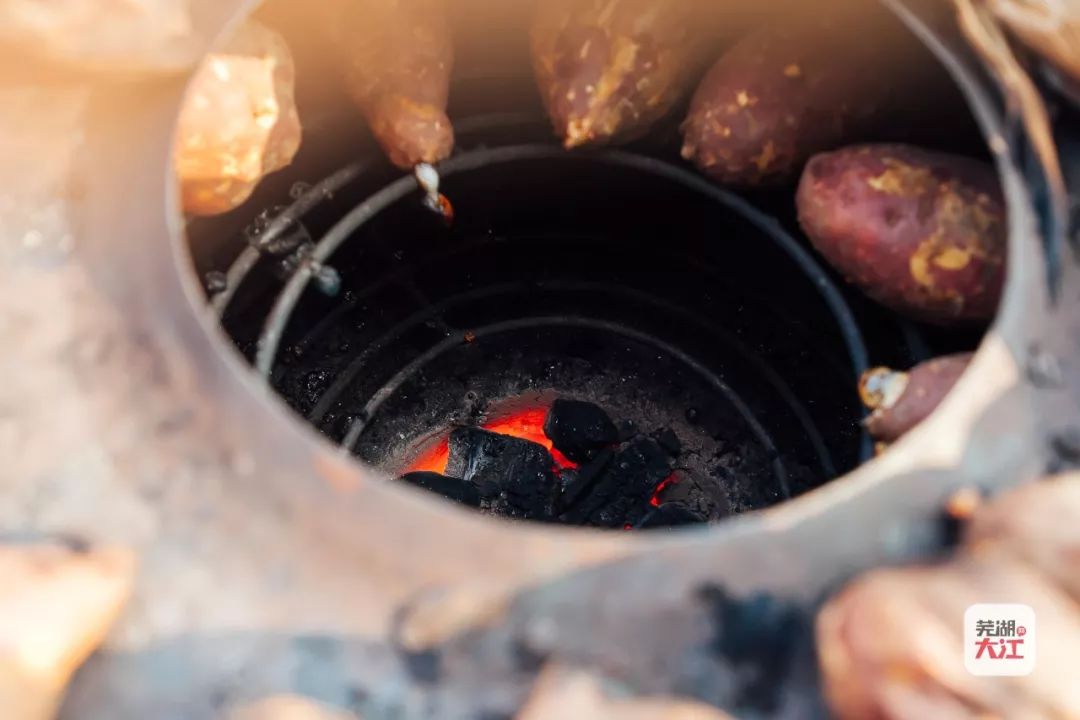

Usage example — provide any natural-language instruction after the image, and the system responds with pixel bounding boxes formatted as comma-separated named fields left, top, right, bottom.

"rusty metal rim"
left=173, top=0, right=1027, bottom=525
left=70, top=0, right=1049, bottom=592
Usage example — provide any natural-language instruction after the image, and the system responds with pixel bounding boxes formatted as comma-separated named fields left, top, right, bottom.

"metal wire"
left=251, top=145, right=869, bottom=436
left=308, top=276, right=842, bottom=481
left=213, top=112, right=547, bottom=321
left=236, top=143, right=871, bottom=483
left=211, top=162, right=368, bottom=316
left=253, top=170, right=422, bottom=375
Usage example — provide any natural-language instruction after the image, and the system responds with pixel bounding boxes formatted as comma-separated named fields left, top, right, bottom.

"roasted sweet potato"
left=797, top=144, right=1006, bottom=324
left=531, top=0, right=710, bottom=149
left=334, top=0, right=453, bottom=169
left=175, top=20, right=301, bottom=216
left=681, top=10, right=935, bottom=186
left=859, top=352, right=973, bottom=443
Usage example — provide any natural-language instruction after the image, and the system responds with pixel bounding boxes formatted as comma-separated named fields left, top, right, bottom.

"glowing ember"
left=407, top=438, right=451, bottom=474
left=649, top=472, right=679, bottom=507
left=405, top=406, right=579, bottom=475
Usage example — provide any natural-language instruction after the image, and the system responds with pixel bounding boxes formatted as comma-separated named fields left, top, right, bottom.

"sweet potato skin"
left=797, top=144, right=1006, bottom=324
left=531, top=0, right=706, bottom=149
left=175, top=21, right=301, bottom=216
left=860, top=352, right=973, bottom=443
left=681, top=17, right=886, bottom=186
left=336, top=0, right=453, bottom=168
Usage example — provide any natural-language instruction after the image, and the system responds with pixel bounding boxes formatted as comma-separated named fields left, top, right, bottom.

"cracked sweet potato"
left=335, top=0, right=453, bottom=169
left=859, top=353, right=973, bottom=443
left=797, top=144, right=1006, bottom=324
left=531, top=0, right=709, bottom=149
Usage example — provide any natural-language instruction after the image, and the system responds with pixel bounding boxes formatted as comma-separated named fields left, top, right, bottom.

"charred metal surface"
left=0, top=0, right=1075, bottom=718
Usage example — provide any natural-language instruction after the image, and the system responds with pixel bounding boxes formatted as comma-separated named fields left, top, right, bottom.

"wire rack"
left=204, top=111, right=897, bottom=499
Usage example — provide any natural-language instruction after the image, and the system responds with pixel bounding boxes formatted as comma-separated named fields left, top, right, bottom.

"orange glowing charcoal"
left=649, top=472, right=679, bottom=507
left=407, top=437, right=451, bottom=475
left=404, top=406, right=579, bottom=476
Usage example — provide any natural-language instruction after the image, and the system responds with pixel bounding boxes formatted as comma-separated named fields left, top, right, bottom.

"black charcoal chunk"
left=399, top=471, right=482, bottom=507
left=447, top=427, right=558, bottom=520
left=560, top=436, right=672, bottom=525
left=635, top=502, right=706, bottom=528
left=653, top=469, right=730, bottom=521
left=557, top=449, right=613, bottom=513
left=616, top=419, right=638, bottom=442
left=652, top=427, right=682, bottom=457
left=613, top=436, right=672, bottom=498
left=543, top=399, right=618, bottom=463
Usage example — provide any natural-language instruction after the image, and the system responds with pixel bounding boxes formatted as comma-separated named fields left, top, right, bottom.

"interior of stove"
left=186, top=0, right=991, bottom=530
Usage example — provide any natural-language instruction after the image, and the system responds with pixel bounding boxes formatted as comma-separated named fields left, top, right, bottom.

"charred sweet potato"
left=334, top=0, right=453, bottom=169
left=859, top=352, right=973, bottom=443
left=797, top=144, right=1006, bottom=324
left=175, top=20, right=301, bottom=216
left=531, top=0, right=710, bottom=149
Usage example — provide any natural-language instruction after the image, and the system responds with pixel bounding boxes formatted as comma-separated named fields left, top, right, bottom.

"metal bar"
left=211, top=161, right=368, bottom=316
